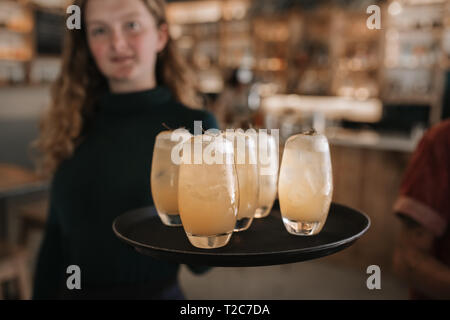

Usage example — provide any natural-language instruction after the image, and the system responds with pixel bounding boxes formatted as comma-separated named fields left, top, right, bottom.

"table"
left=113, top=202, right=370, bottom=267
left=0, top=164, right=49, bottom=241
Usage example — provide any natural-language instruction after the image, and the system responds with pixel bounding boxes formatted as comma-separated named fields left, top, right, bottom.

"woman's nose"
left=110, top=30, right=128, bottom=52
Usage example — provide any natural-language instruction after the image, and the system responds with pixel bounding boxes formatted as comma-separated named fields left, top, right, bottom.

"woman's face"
left=85, top=0, right=168, bottom=92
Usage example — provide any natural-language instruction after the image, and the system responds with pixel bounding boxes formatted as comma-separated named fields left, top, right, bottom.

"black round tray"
left=113, top=202, right=370, bottom=267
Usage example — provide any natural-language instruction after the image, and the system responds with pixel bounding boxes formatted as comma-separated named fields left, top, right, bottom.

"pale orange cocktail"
left=278, top=131, right=333, bottom=235
left=178, top=133, right=239, bottom=248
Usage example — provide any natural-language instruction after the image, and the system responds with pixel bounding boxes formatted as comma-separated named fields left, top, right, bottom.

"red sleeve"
left=393, top=121, right=450, bottom=237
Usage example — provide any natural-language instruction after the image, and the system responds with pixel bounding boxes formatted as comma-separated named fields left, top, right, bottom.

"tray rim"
left=112, top=202, right=371, bottom=259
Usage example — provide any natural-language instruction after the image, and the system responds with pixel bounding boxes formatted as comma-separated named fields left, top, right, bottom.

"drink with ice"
left=278, top=131, right=333, bottom=235
left=254, top=131, right=279, bottom=218
left=151, top=130, right=191, bottom=226
left=178, top=134, right=239, bottom=248
left=224, top=130, right=259, bottom=231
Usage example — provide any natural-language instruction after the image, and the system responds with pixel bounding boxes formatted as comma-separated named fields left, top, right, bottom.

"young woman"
left=33, top=0, right=218, bottom=299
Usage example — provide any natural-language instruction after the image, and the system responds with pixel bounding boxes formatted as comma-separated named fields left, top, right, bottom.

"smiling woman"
left=35, top=0, right=205, bottom=176
left=85, top=0, right=168, bottom=93
left=31, top=0, right=218, bottom=300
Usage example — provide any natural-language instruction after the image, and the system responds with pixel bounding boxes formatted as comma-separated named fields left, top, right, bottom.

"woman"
left=33, top=0, right=218, bottom=299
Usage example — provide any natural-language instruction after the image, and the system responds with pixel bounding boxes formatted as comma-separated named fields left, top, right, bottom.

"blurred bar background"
left=0, top=0, right=449, bottom=299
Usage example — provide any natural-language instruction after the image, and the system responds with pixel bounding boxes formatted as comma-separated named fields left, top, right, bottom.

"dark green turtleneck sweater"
left=33, top=86, right=219, bottom=299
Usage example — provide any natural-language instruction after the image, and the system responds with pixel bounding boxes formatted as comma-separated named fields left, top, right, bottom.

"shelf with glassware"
left=169, top=20, right=221, bottom=94
left=0, top=0, right=34, bottom=86
left=0, top=29, right=33, bottom=62
left=329, top=9, right=382, bottom=101
left=167, top=0, right=253, bottom=94
left=218, top=19, right=252, bottom=70
left=250, top=13, right=290, bottom=92
left=381, top=0, right=446, bottom=125
left=287, top=8, right=333, bottom=96
left=0, top=1, right=64, bottom=87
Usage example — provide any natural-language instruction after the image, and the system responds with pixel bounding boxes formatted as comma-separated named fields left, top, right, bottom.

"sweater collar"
left=98, top=86, right=174, bottom=115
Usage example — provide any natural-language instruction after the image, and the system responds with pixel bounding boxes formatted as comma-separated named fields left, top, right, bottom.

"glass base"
left=157, top=212, right=182, bottom=227
left=282, top=217, right=324, bottom=236
left=234, top=217, right=254, bottom=232
left=186, top=231, right=233, bottom=249
left=254, top=205, right=272, bottom=218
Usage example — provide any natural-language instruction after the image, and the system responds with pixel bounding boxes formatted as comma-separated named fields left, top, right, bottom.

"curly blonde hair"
left=33, top=0, right=202, bottom=177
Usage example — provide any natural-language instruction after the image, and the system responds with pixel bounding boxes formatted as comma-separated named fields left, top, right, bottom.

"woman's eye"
left=90, top=27, right=106, bottom=36
left=126, top=21, right=140, bottom=31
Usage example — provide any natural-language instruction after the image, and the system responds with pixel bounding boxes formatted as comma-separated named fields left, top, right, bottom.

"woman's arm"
left=32, top=201, right=65, bottom=299
left=393, top=215, right=450, bottom=299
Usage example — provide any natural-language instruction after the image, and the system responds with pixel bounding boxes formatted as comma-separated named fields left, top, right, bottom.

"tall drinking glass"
left=151, top=130, right=191, bottom=226
left=178, top=134, right=239, bottom=249
left=254, top=131, right=279, bottom=218
left=278, top=130, right=333, bottom=236
left=224, top=130, right=259, bottom=232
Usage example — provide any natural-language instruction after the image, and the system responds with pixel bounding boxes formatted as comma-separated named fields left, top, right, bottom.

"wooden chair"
left=17, top=199, right=49, bottom=246
left=0, top=199, right=48, bottom=300
left=0, top=242, right=31, bottom=300
left=0, top=164, right=48, bottom=300
left=0, top=163, right=48, bottom=241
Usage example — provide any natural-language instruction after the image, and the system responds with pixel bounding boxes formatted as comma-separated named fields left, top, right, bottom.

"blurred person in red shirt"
left=393, top=119, right=450, bottom=299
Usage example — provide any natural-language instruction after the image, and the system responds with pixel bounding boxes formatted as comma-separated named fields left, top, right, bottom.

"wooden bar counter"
left=323, top=131, right=416, bottom=273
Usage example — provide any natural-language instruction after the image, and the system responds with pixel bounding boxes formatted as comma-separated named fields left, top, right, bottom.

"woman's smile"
left=110, top=56, right=135, bottom=64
